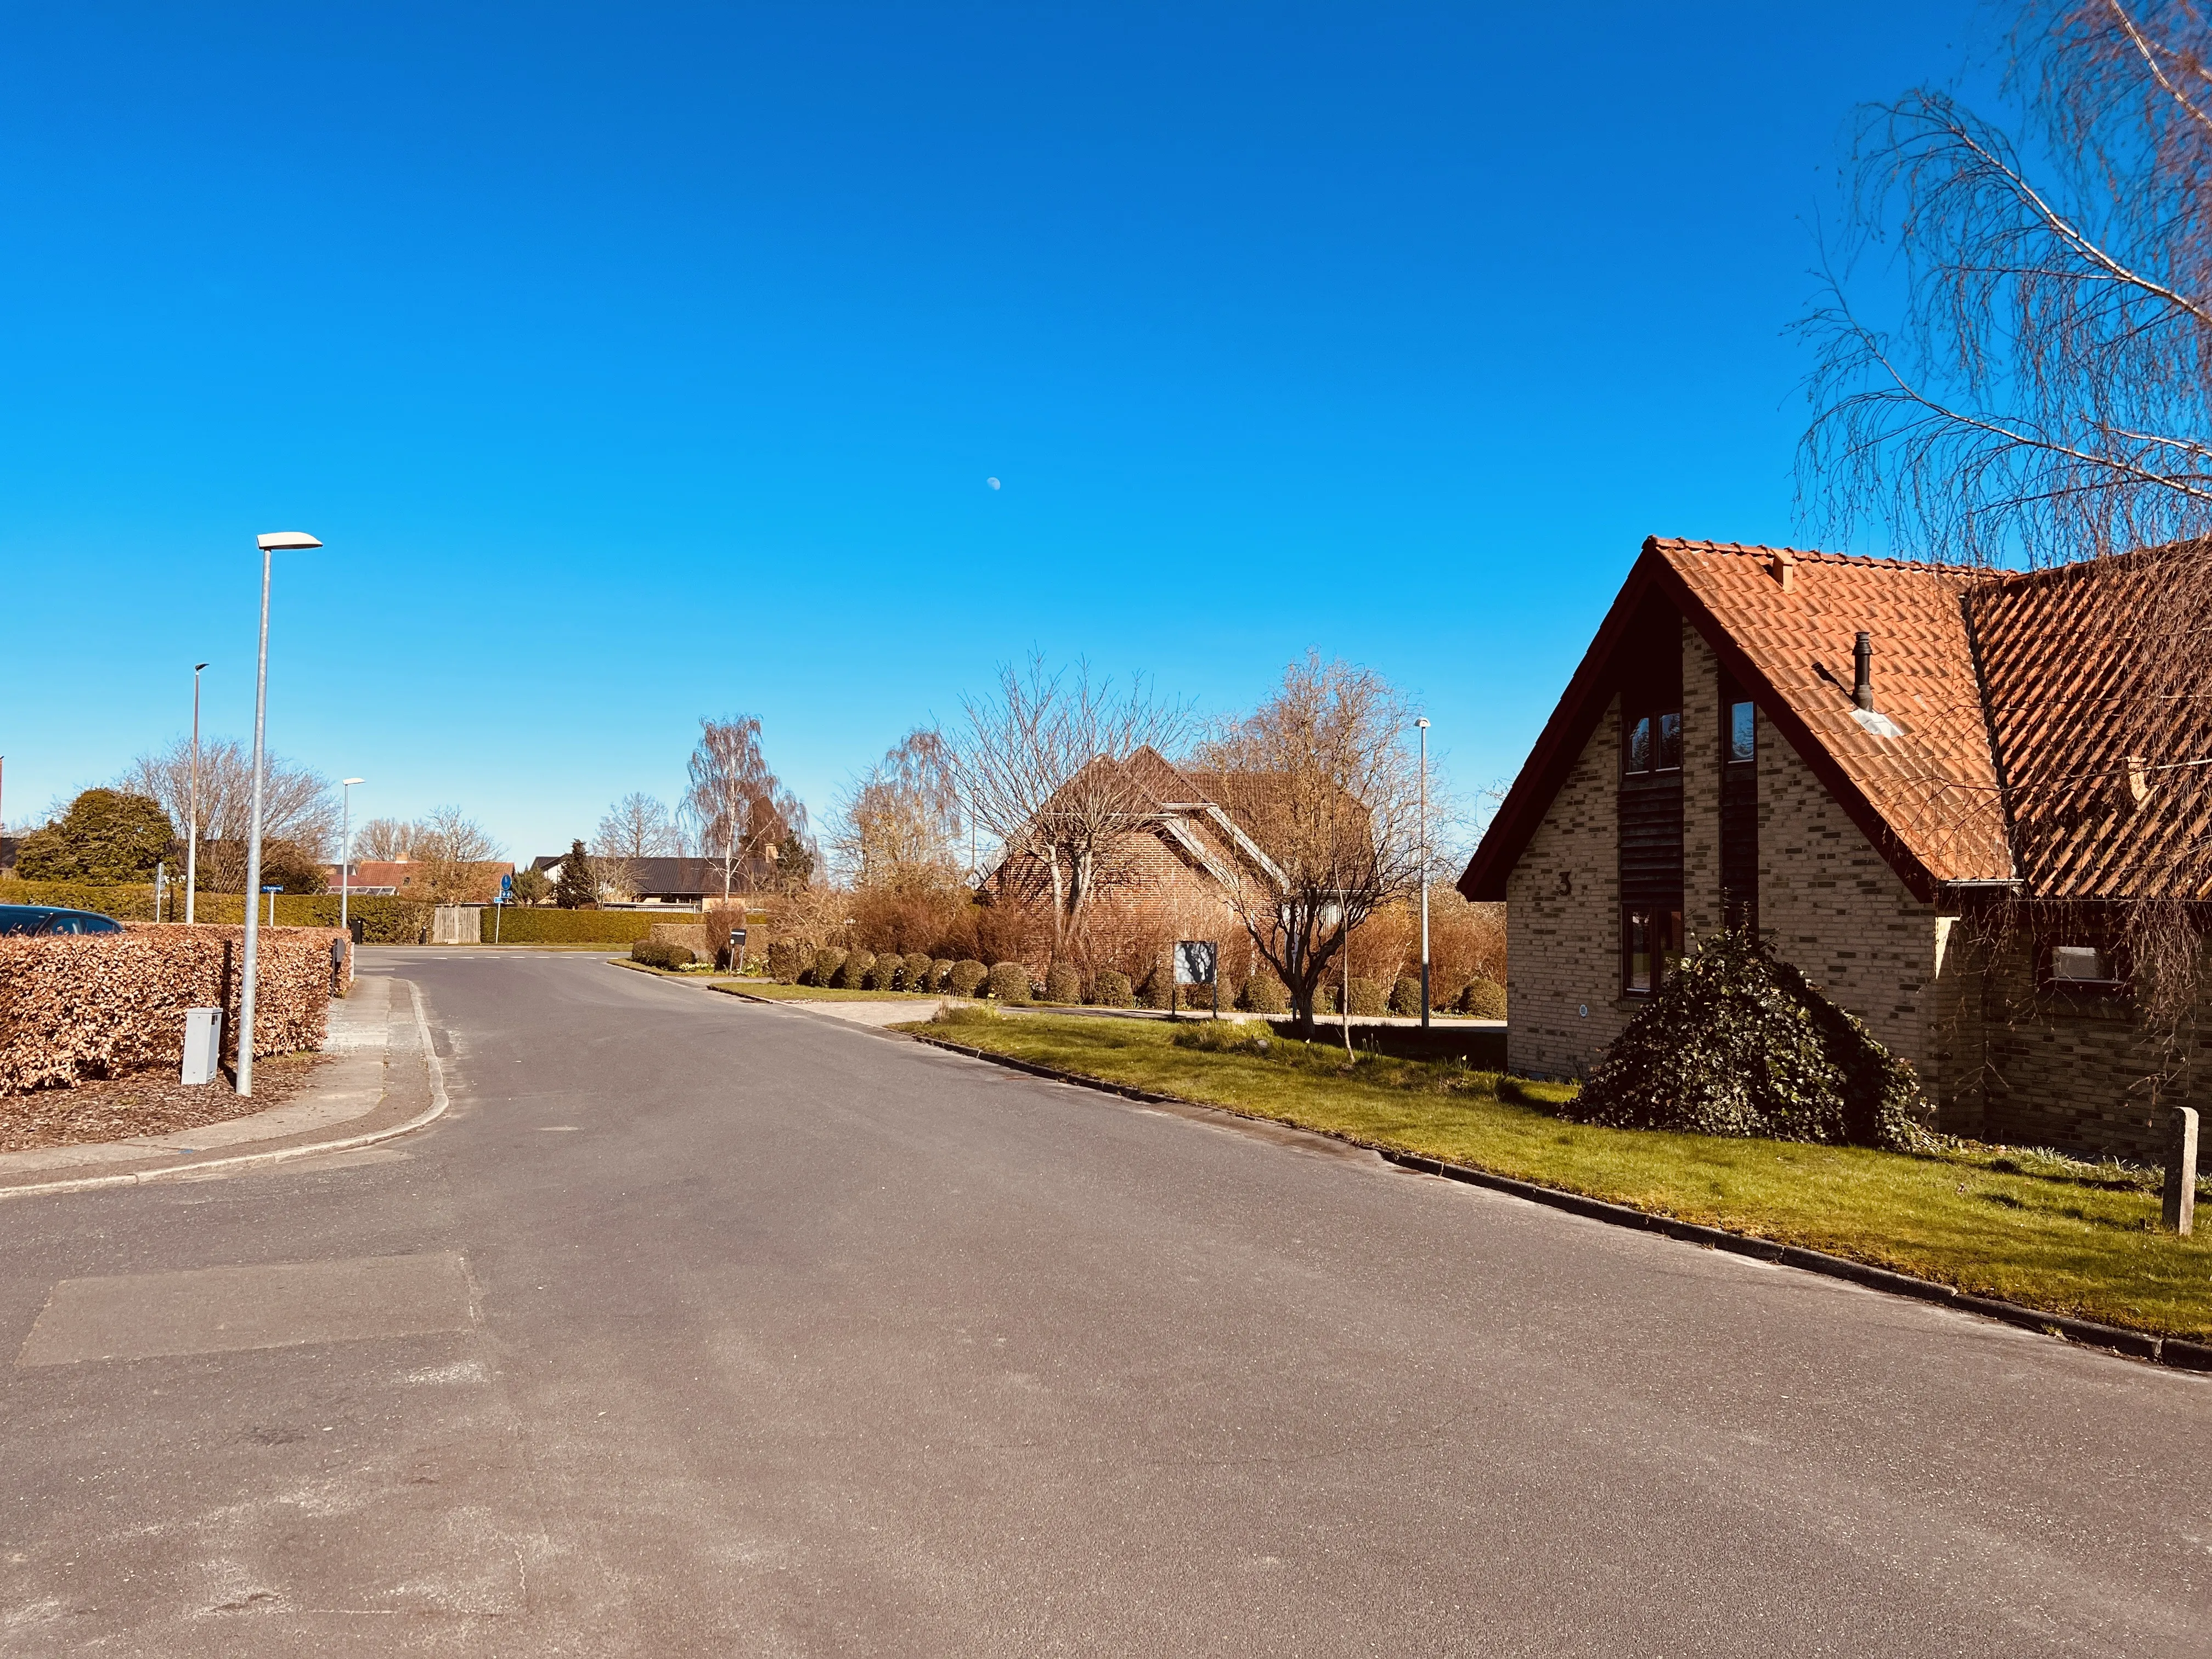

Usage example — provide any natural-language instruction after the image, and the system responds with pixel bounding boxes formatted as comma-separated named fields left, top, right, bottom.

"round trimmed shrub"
left=947, top=959, right=989, bottom=997
left=1090, top=967, right=1133, bottom=1007
left=1457, top=977, right=1507, bottom=1018
left=930, top=957, right=955, bottom=992
left=1314, top=983, right=1338, bottom=1015
left=810, top=947, right=846, bottom=988
left=766, top=939, right=808, bottom=984
left=1042, top=961, right=1082, bottom=1005
left=836, top=949, right=876, bottom=990
left=1135, top=963, right=1171, bottom=1008
left=905, top=952, right=936, bottom=991
left=1389, top=975, right=1425, bottom=1017
left=863, top=952, right=900, bottom=991
left=986, top=961, right=1032, bottom=1003
left=1347, top=977, right=1390, bottom=1017
left=1238, top=973, right=1288, bottom=1015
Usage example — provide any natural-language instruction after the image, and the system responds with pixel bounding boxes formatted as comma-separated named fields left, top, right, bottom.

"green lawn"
left=898, top=1008, right=2212, bottom=1342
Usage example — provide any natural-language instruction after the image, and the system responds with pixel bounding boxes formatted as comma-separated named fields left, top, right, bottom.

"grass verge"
left=713, top=982, right=954, bottom=1003
left=900, top=1008, right=2212, bottom=1342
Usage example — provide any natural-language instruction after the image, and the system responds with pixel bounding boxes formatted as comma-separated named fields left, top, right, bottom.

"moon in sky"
left=986, top=477, right=1001, bottom=490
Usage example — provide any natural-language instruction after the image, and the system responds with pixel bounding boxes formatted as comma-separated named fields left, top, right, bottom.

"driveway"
left=2, top=949, right=2205, bottom=1655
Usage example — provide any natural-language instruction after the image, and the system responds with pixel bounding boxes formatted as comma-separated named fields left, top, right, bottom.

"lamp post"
left=1416, top=716, right=1431, bottom=1030
left=187, top=663, right=209, bottom=924
left=340, top=778, right=365, bottom=938
left=238, top=531, right=323, bottom=1097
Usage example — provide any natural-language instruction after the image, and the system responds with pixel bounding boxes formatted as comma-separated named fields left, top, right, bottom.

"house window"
left=1728, top=700, right=1754, bottom=764
left=2044, top=940, right=2126, bottom=993
left=1623, top=906, right=1683, bottom=995
left=1624, top=710, right=1683, bottom=775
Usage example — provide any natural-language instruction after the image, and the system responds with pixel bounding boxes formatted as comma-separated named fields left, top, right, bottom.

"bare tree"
left=1194, top=655, right=1429, bottom=1034
left=594, top=792, right=676, bottom=902
left=353, top=817, right=415, bottom=861
left=1801, top=0, right=2212, bottom=1035
left=121, top=739, right=337, bottom=861
left=681, top=716, right=808, bottom=905
left=831, top=729, right=964, bottom=888
left=948, top=658, right=1190, bottom=959
left=411, top=806, right=503, bottom=902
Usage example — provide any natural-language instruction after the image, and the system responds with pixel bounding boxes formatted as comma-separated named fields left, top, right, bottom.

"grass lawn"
left=900, top=1008, right=2212, bottom=1342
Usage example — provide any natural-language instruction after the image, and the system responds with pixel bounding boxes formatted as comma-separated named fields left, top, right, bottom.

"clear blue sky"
left=1, top=1, right=1981, bottom=863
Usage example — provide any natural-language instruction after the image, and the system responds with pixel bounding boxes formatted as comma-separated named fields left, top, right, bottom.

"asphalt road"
left=3, top=952, right=2208, bottom=1656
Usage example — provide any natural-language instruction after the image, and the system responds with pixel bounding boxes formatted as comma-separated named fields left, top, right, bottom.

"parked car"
left=0, top=905, right=125, bottom=936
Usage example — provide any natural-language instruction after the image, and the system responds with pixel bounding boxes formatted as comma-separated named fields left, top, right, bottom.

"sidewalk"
left=0, top=974, right=446, bottom=1198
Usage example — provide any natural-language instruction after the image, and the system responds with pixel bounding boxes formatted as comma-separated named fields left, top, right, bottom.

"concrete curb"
left=0, top=980, right=454, bottom=1201
left=906, top=1031, right=2212, bottom=1376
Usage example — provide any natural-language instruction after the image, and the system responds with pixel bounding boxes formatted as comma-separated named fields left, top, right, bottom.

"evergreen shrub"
left=947, top=959, right=988, bottom=997
left=809, top=947, right=846, bottom=988
left=863, top=953, right=900, bottom=991
left=986, top=961, right=1031, bottom=1003
left=1389, top=976, right=1425, bottom=1016
left=905, top=952, right=937, bottom=991
left=1347, top=977, right=1390, bottom=1017
left=1135, top=963, right=1170, bottom=1009
left=1565, top=929, right=1921, bottom=1149
left=1457, top=977, right=1507, bottom=1018
left=836, top=950, right=877, bottom=990
left=1042, top=961, right=1082, bottom=1005
left=1090, top=967, right=1133, bottom=1007
left=1238, top=973, right=1288, bottom=1015
left=631, top=940, right=695, bottom=970
left=766, top=939, right=808, bottom=983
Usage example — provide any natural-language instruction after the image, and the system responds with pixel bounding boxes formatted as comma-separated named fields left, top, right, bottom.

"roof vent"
left=1770, top=550, right=1795, bottom=591
left=1853, top=631, right=1875, bottom=712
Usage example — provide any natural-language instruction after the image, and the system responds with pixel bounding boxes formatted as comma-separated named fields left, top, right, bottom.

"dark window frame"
left=1622, top=706, right=1684, bottom=778
left=1621, top=905, right=1684, bottom=996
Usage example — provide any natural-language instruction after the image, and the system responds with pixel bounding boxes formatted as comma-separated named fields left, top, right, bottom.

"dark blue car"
left=0, top=905, right=126, bottom=936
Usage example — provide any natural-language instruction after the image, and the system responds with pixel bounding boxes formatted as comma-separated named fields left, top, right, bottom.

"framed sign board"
left=1174, top=940, right=1217, bottom=986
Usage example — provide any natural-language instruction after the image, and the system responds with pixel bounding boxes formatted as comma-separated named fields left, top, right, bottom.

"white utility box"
left=182, top=1008, right=223, bottom=1086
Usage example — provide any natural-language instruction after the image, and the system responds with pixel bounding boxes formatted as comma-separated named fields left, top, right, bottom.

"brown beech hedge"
left=0, top=925, right=348, bottom=1092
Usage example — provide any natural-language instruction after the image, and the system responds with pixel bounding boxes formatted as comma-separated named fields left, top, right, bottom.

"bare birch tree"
left=947, top=658, right=1189, bottom=960
left=1194, top=655, right=1429, bottom=1034
left=1800, top=0, right=2212, bottom=1031
left=831, top=729, right=963, bottom=888
left=681, top=716, right=808, bottom=905
left=594, top=792, right=677, bottom=901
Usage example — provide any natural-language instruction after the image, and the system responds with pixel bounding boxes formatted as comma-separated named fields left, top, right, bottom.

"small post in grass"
left=2163, top=1105, right=2198, bottom=1237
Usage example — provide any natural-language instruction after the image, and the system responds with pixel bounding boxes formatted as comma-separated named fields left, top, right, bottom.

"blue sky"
left=1, top=1, right=1982, bottom=862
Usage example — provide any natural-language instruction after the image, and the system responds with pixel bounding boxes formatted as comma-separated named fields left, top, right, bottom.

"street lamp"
left=1416, top=716, right=1431, bottom=1030
left=186, top=663, right=209, bottom=924
left=238, top=531, right=323, bottom=1098
left=340, top=778, right=365, bottom=938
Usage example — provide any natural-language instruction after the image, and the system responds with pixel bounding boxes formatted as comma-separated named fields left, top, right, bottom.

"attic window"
left=1727, top=701, right=1754, bottom=764
left=2040, top=935, right=2128, bottom=997
left=1625, top=710, right=1682, bottom=775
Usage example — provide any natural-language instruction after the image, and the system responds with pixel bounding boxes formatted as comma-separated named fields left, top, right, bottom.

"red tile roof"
left=1460, top=535, right=2210, bottom=905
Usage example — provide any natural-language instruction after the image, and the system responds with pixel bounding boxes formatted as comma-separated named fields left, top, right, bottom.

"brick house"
left=1459, top=535, right=2203, bottom=1161
left=984, top=748, right=1278, bottom=970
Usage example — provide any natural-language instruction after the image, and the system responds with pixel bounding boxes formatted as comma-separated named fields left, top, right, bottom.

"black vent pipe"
left=1853, top=631, right=1874, bottom=712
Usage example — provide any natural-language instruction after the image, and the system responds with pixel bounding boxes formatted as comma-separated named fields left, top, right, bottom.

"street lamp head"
left=194, top=661, right=210, bottom=672
left=1415, top=717, right=1430, bottom=729
left=342, top=777, right=365, bottom=787
left=256, top=531, right=323, bottom=551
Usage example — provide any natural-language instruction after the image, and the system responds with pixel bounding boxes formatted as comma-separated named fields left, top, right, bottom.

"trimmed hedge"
left=1238, top=974, right=1289, bottom=1015
left=862, top=952, right=899, bottom=991
left=809, top=947, right=847, bottom=988
left=631, top=940, right=696, bottom=969
left=1346, top=977, right=1390, bottom=1017
left=0, top=925, right=339, bottom=1091
left=836, top=950, right=877, bottom=990
left=1090, top=967, right=1133, bottom=1007
left=947, top=960, right=988, bottom=997
left=905, top=952, right=936, bottom=992
left=1042, top=961, right=1082, bottom=1005
left=1457, top=977, right=1506, bottom=1018
left=766, top=939, right=809, bottom=983
left=930, top=957, right=954, bottom=992
left=470, top=908, right=682, bottom=945
left=1389, top=976, right=1425, bottom=1017
left=986, top=961, right=1032, bottom=1003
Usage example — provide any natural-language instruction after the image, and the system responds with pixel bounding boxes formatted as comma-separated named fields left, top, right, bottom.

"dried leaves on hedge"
left=0, top=927, right=340, bottom=1092
left=1564, top=930, right=1922, bottom=1150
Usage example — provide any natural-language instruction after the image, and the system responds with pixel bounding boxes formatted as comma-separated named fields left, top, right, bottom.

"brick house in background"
left=1459, top=535, right=2207, bottom=1163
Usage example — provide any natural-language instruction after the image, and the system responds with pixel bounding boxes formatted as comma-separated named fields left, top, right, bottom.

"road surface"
left=3, top=950, right=2206, bottom=1655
